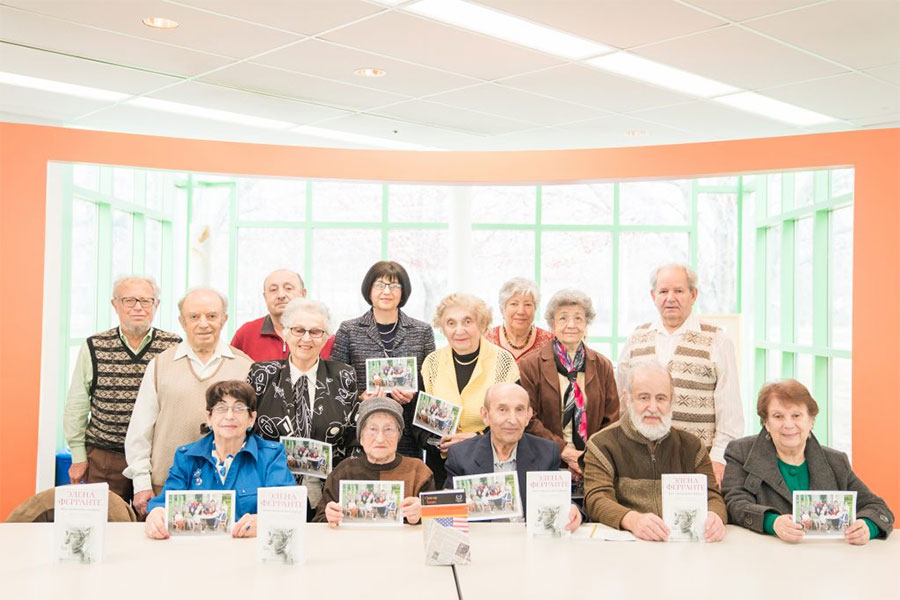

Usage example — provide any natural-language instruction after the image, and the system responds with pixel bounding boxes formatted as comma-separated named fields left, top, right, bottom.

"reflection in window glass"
left=696, top=193, right=738, bottom=314
left=830, top=169, right=854, bottom=198
left=73, top=164, right=100, bottom=191
left=766, top=225, right=781, bottom=343
left=829, top=206, right=853, bottom=348
left=794, top=172, right=814, bottom=208
left=388, top=230, right=449, bottom=323
left=767, top=350, right=782, bottom=381
left=795, top=353, right=814, bottom=393
left=470, top=230, right=534, bottom=316
left=470, top=187, right=535, bottom=224
left=111, top=209, right=133, bottom=280
left=238, top=177, right=305, bottom=221
left=541, top=231, right=612, bottom=337
left=236, top=228, right=304, bottom=330
left=794, top=218, right=813, bottom=345
left=312, top=182, right=381, bottom=222
left=388, top=185, right=451, bottom=223
left=541, top=184, right=613, bottom=225
left=618, top=232, right=688, bottom=333
left=830, top=357, right=852, bottom=458
left=145, top=219, right=163, bottom=285
left=112, top=168, right=135, bottom=204
left=70, top=198, right=99, bottom=338
left=697, top=176, right=738, bottom=187
left=312, top=229, right=381, bottom=327
left=619, top=180, right=689, bottom=225
left=767, top=174, right=781, bottom=217
left=190, top=184, right=232, bottom=294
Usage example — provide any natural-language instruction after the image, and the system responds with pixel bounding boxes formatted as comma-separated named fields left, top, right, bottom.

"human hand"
left=621, top=511, right=669, bottom=541
left=133, top=490, right=154, bottom=517
left=565, top=504, right=582, bottom=532
left=439, top=432, right=477, bottom=453
left=325, top=501, right=343, bottom=527
left=390, top=388, right=415, bottom=405
left=232, top=513, right=257, bottom=538
left=400, top=496, right=422, bottom=524
left=844, top=519, right=870, bottom=545
left=68, top=461, right=88, bottom=484
left=561, top=446, right=584, bottom=477
left=144, top=507, right=169, bottom=539
left=704, top=512, right=725, bottom=542
left=773, top=514, right=804, bottom=543
left=712, top=461, right=725, bottom=487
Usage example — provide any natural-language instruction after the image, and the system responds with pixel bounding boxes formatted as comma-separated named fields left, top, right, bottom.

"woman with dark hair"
left=331, top=261, right=435, bottom=458
left=144, top=380, right=294, bottom=539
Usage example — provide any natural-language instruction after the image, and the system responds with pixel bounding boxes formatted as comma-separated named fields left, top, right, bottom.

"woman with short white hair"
left=485, top=277, right=554, bottom=362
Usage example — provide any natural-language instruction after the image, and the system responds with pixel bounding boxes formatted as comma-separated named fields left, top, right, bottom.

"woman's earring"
left=765, top=431, right=771, bottom=440
left=246, top=426, right=252, bottom=433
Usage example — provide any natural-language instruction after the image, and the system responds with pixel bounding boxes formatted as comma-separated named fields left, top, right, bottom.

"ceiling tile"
left=554, top=114, right=700, bottom=147
left=172, top=0, right=382, bottom=35
left=634, top=25, right=846, bottom=90
left=747, top=0, right=900, bottom=69
left=477, top=0, right=726, bottom=49
left=865, top=64, right=900, bottom=85
left=372, top=100, right=534, bottom=135
left=304, top=112, right=484, bottom=148
left=0, top=85, right=112, bottom=121
left=322, top=10, right=563, bottom=80
left=762, top=72, right=900, bottom=121
left=253, top=38, right=481, bottom=97
left=500, top=64, right=693, bottom=113
left=681, top=0, right=820, bottom=22
left=630, top=100, right=799, bottom=140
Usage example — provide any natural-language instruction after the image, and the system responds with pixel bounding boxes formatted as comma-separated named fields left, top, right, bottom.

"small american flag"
left=434, top=516, right=469, bottom=533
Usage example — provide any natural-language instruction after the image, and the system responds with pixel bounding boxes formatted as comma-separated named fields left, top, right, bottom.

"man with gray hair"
left=64, top=275, right=181, bottom=501
left=583, top=362, right=727, bottom=542
left=125, top=287, right=252, bottom=516
left=617, top=263, right=743, bottom=485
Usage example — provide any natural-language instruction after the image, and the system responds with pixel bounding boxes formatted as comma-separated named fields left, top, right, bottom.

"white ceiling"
left=0, top=0, right=897, bottom=150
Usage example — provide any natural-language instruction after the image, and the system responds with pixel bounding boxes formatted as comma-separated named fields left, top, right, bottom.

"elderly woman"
left=247, top=298, right=359, bottom=516
left=519, top=289, right=619, bottom=481
left=485, top=277, right=554, bottom=362
left=315, top=398, right=435, bottom=525
left=144, top=380, right=294, bottom=539
left=332, top=261, right=435, bottom=458
left=723, top=379, right=893, bottom=544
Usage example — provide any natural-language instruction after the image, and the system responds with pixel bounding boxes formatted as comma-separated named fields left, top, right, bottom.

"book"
left=339, top=480, right=404, bottom=527
left=526, top=470, right=572, bottom=537
left=165, top=490, right=236, bottom=536
left=258, top=486, right=307, bottom=565
left=281, top=436, right=332, bottom=479
left=413, top=392, right=462, bottom=439
left=420, top=489, right=470, bottom=565
left=793, top=490, right=857, bottom=539
left=661, top=473, right=707, bottom=542
left=452, top=472, right=522, bottom=522
left=364, top=356, right=417, bottom=394
left=54, top=483, right=108, bottom=564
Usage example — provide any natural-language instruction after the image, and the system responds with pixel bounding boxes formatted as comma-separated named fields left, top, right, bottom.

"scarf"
left=553, top=339, right=587, bottom=450
left=288, top=374, right=313, bottom=439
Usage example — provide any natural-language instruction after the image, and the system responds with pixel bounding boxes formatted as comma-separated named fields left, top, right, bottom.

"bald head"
left=483, top=382, right=528, bottom=410
left=263, top=269, right=306, bottom=319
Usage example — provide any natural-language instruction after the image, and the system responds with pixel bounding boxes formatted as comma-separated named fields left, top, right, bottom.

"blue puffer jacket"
left=147, top=432, right=295, bottom=518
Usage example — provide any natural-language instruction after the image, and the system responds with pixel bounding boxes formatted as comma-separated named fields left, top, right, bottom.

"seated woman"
left=314, top=398, right=435, bottom=525
left=519, top=289, right=619, bottom=481
left=723, top=379, right=894, bottom=544
left=484, top=277, right=554, bottom=362
left=144, top=380, right=295, bottom=539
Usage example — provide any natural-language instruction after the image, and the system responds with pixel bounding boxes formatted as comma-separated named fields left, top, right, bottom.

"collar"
left=260, top=314, right=279, bottom=336
left=650, top=312, right=701, bottom=337
left=289, top=358, right=319, bottom=383
left=358, top=453, right=403, bottom=472
left=173, top=338, right=235, bottom=362
left=186, top=431, right=260, bottom=463
left=117, top=326, right=154, bottom=350
left=490, top=438, right=519, bottom=465
left=742, top=429, right=836, bottom=503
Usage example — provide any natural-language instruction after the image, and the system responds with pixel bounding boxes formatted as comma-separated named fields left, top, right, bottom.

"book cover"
left=413, top=391, right=462, bottom=439
left=526, top=470, right=572, bottom=537
left=452, top=472, right=522, bottom=522
left=364, top=356, right=417, bottom=394
left=339, top=480, right=404, bottom=527
left=661, top=473, right=707, bottom=542
left=281, top=436, right=332, bottom=479
left=420, top=489, right=470, bottom=565
left=258, top=486, right=307, bottom=564
left=165, top=490, right=236, bottom=536
left=793, top=490, right=857, bottom=539
left=54, top=482, right=108, bottom=564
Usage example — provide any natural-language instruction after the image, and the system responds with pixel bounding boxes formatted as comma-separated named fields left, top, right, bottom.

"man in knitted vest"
left=64, top=275, right=180, bottom=502
left=617, top=263, right=743, bottom=486
left=124, top=288, right=252, bottom=517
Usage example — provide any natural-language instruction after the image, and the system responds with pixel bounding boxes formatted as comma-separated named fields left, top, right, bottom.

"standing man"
left=231, top=269, right=333, bottom=360
left=125, top=288, right=252, bottom=516
left=64, top=275, right=181, bottom=501
left=617, top=263, right=743, bottom=485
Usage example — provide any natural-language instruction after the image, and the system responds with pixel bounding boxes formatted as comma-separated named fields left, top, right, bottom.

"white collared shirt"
left=289, top=359, right=318, bottom=411
left=491, top=440, right=519, bottom=473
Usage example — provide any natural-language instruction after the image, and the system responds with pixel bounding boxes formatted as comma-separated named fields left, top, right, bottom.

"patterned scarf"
left=211, top=441, right=245, bottom=484
left=289, top=374, right=313, bottom=439
left=553, top=339, right=587, bottom=450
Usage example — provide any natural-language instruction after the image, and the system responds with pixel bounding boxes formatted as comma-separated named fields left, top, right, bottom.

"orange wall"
left=1, top=123, right=898, bottom=518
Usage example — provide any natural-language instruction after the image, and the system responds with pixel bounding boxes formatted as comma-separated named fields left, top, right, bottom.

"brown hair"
left=361, top=261, right=411, bottom=307
left=756, top=379, right=819, bottom=426
left=205, top=380, right=258, bottom=413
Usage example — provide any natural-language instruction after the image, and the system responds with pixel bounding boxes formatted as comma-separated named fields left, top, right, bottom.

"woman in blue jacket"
left=144, top=380, right=294, bottom=539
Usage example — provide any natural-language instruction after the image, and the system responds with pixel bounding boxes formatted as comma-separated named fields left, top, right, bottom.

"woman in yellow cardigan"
left=421, top=293, right=519, bottom=486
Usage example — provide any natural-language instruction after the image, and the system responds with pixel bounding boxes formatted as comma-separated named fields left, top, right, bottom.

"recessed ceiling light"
left=714, top=92, right=837, bottom=126
left=291, top=125, right=436, bottom=150
left=586, top=52, right=738, bottom=98
left=406, top=0, right=611, bottom=60
left=0, top=71, right=128, bottom=102
left=626, top=130, right=649, bottom=137
left=142, top=17, right=179, bottom=29
left=354, top=68, right=386, bottom=78
left=127, top=97, right=295, bottom=129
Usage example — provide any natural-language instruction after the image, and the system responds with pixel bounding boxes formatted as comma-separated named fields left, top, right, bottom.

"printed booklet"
left=526, top=470, right=572, bottom=537
left=793, top=490, right=857, bottom=539
left=339, top=480, right=404, bottom=527
left=281, top=436, right=332, bottom=479
left=258, top=486, right=307, bottom=565
left=452, top=472, right=522, bottom=522
left=365, top=356, right=417, bottom=394
left=165, top=490, right=236, bottom=536
left=413, top=392, right=462, bottom=440
left=55, top=482, right=108, bottom=564
left=420, top=489, right=471, bottom=565
left=661, top=473, right=707, bottom=542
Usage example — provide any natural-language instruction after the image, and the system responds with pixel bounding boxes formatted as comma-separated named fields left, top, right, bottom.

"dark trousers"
left=86, top=445, right=133, bottom=503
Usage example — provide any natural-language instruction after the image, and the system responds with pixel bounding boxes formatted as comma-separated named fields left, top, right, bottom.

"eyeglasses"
left=289, top=327, right=326, bottom=339
left=372, top=281, right=403, bottom=292
left=362, top=425, right=400, bottom=438
left=119, top=297, right=156, bottom=309
left=211, top=404, right=251, bottom=415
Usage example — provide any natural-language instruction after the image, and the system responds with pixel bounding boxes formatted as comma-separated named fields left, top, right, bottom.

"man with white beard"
left=582, top=362, right=727, bottom=542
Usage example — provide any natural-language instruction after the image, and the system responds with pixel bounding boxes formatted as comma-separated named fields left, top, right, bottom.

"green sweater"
left=763, top=458, right=878, bottom=539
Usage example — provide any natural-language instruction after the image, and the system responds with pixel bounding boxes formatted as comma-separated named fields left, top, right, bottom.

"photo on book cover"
left=281, top=436, right=332, bottom=479
left=453, top=472, right=522, bottom=522
left=364, top=356, right=417, bottom=394
left=793, top=490, right=857, bottom=538
left=413, top=392, right=462, bottom=439
left=166, top=490, right=236, bottom=536
left=339, top=480, right=405, bottom=526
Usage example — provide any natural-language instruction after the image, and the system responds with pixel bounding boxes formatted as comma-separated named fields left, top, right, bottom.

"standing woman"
left=485, top=277, right=554, bottom=362
left=331, top=261, right=435, bottom=458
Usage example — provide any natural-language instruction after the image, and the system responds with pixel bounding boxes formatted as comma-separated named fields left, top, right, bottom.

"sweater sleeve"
left=582, top=440, right=630, bottom=529
left=312, top=470, right=342, bottom=523
left=721, top=441, right=781, bottom=533
left=693, top=443, right=728, bottom=524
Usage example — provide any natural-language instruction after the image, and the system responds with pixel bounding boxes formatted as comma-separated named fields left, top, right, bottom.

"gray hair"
left=177, top=287, right=228, bottom=314
left=498, top=277, right=540, bottom=310
left=650, top=263, right=699, bottom=292
left=623, top=361, right=673, bottom=402
left=281, top=298, right=333, bottom=336
left=112, top=275, right=160, bottom=300
left=543, top=289, right=596, bottom=327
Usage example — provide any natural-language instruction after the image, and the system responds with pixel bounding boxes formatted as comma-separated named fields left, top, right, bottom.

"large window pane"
left=388, top=185, right=451, bottom=223
left=619, top=180, right=689, bottom=225
left=145, top=218, right=163, bottom=285
left=767, top=174, right=781, bottom=217
left=541, top=231, right=612, bottom=337
left=793, top=172, right=814, bottom=208
left=236, top=228, right=304, bottom=329
left=470, top=187, right=535, bottom=224
left=388, top=230, right=449, bottom=323
left=765, top=225, right=781, bottom=343
left=830, top=168, right=854, bottom=198
left=70, top=198, right=99, bottom=338
left=312, top=229, right=381, bottom=327
left=111, top=209, right=133, bottom=279
left=794, top=217, right=813, bottom=345
left=795, top=353, right=814, bottom=392
left=767, top=350, right=782, bottom=381
left=238, top=177, right=305, bottom=221
left=112, top=167, right=136, bottom=204
left=189, top=184, right=232, bottom=293
left=829, top=206, right=853, bottom=348
left=311, top=182, right=381, bottom=222
left=541, top=184, right=613, bottom=225
left=696, top=193, right=738, bottom=314
left=470, top=230, right=535, bottom=315
left=830, top=357, right=852, bottom=457
left=73, top=164, right=100, bottom=191
left=618, top=232, right=688, bottom=333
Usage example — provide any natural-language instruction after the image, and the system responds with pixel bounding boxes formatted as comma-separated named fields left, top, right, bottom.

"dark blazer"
left=519, top=342, right=620, bottom=453
left=723, top=431, right=894, bottom=537
left=332, top=309, right=435, bottom=456
left=443, top=432, right=560, bottom=512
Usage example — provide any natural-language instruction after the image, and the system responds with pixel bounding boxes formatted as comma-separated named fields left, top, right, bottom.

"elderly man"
left=231, top=269, right=333, bottom=361
left=584, top=362, right=727, bottom=542
left=444, top=383, right=581, bottom=530
left=63, top=275, right=180, bottom=501
left=125, top=288, right=252, bottom=516
left=617, top=263, right=743, bottom=485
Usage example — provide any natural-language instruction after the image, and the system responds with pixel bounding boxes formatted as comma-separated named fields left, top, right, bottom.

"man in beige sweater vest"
left=124, top=288, right=252, bottom=517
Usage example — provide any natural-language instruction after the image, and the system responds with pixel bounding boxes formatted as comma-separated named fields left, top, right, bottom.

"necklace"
left=502, top=324, right=533, bottom=350
left=453, top=352, right=479, bottom=366
left=376, top=319, right=399, bottom=334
